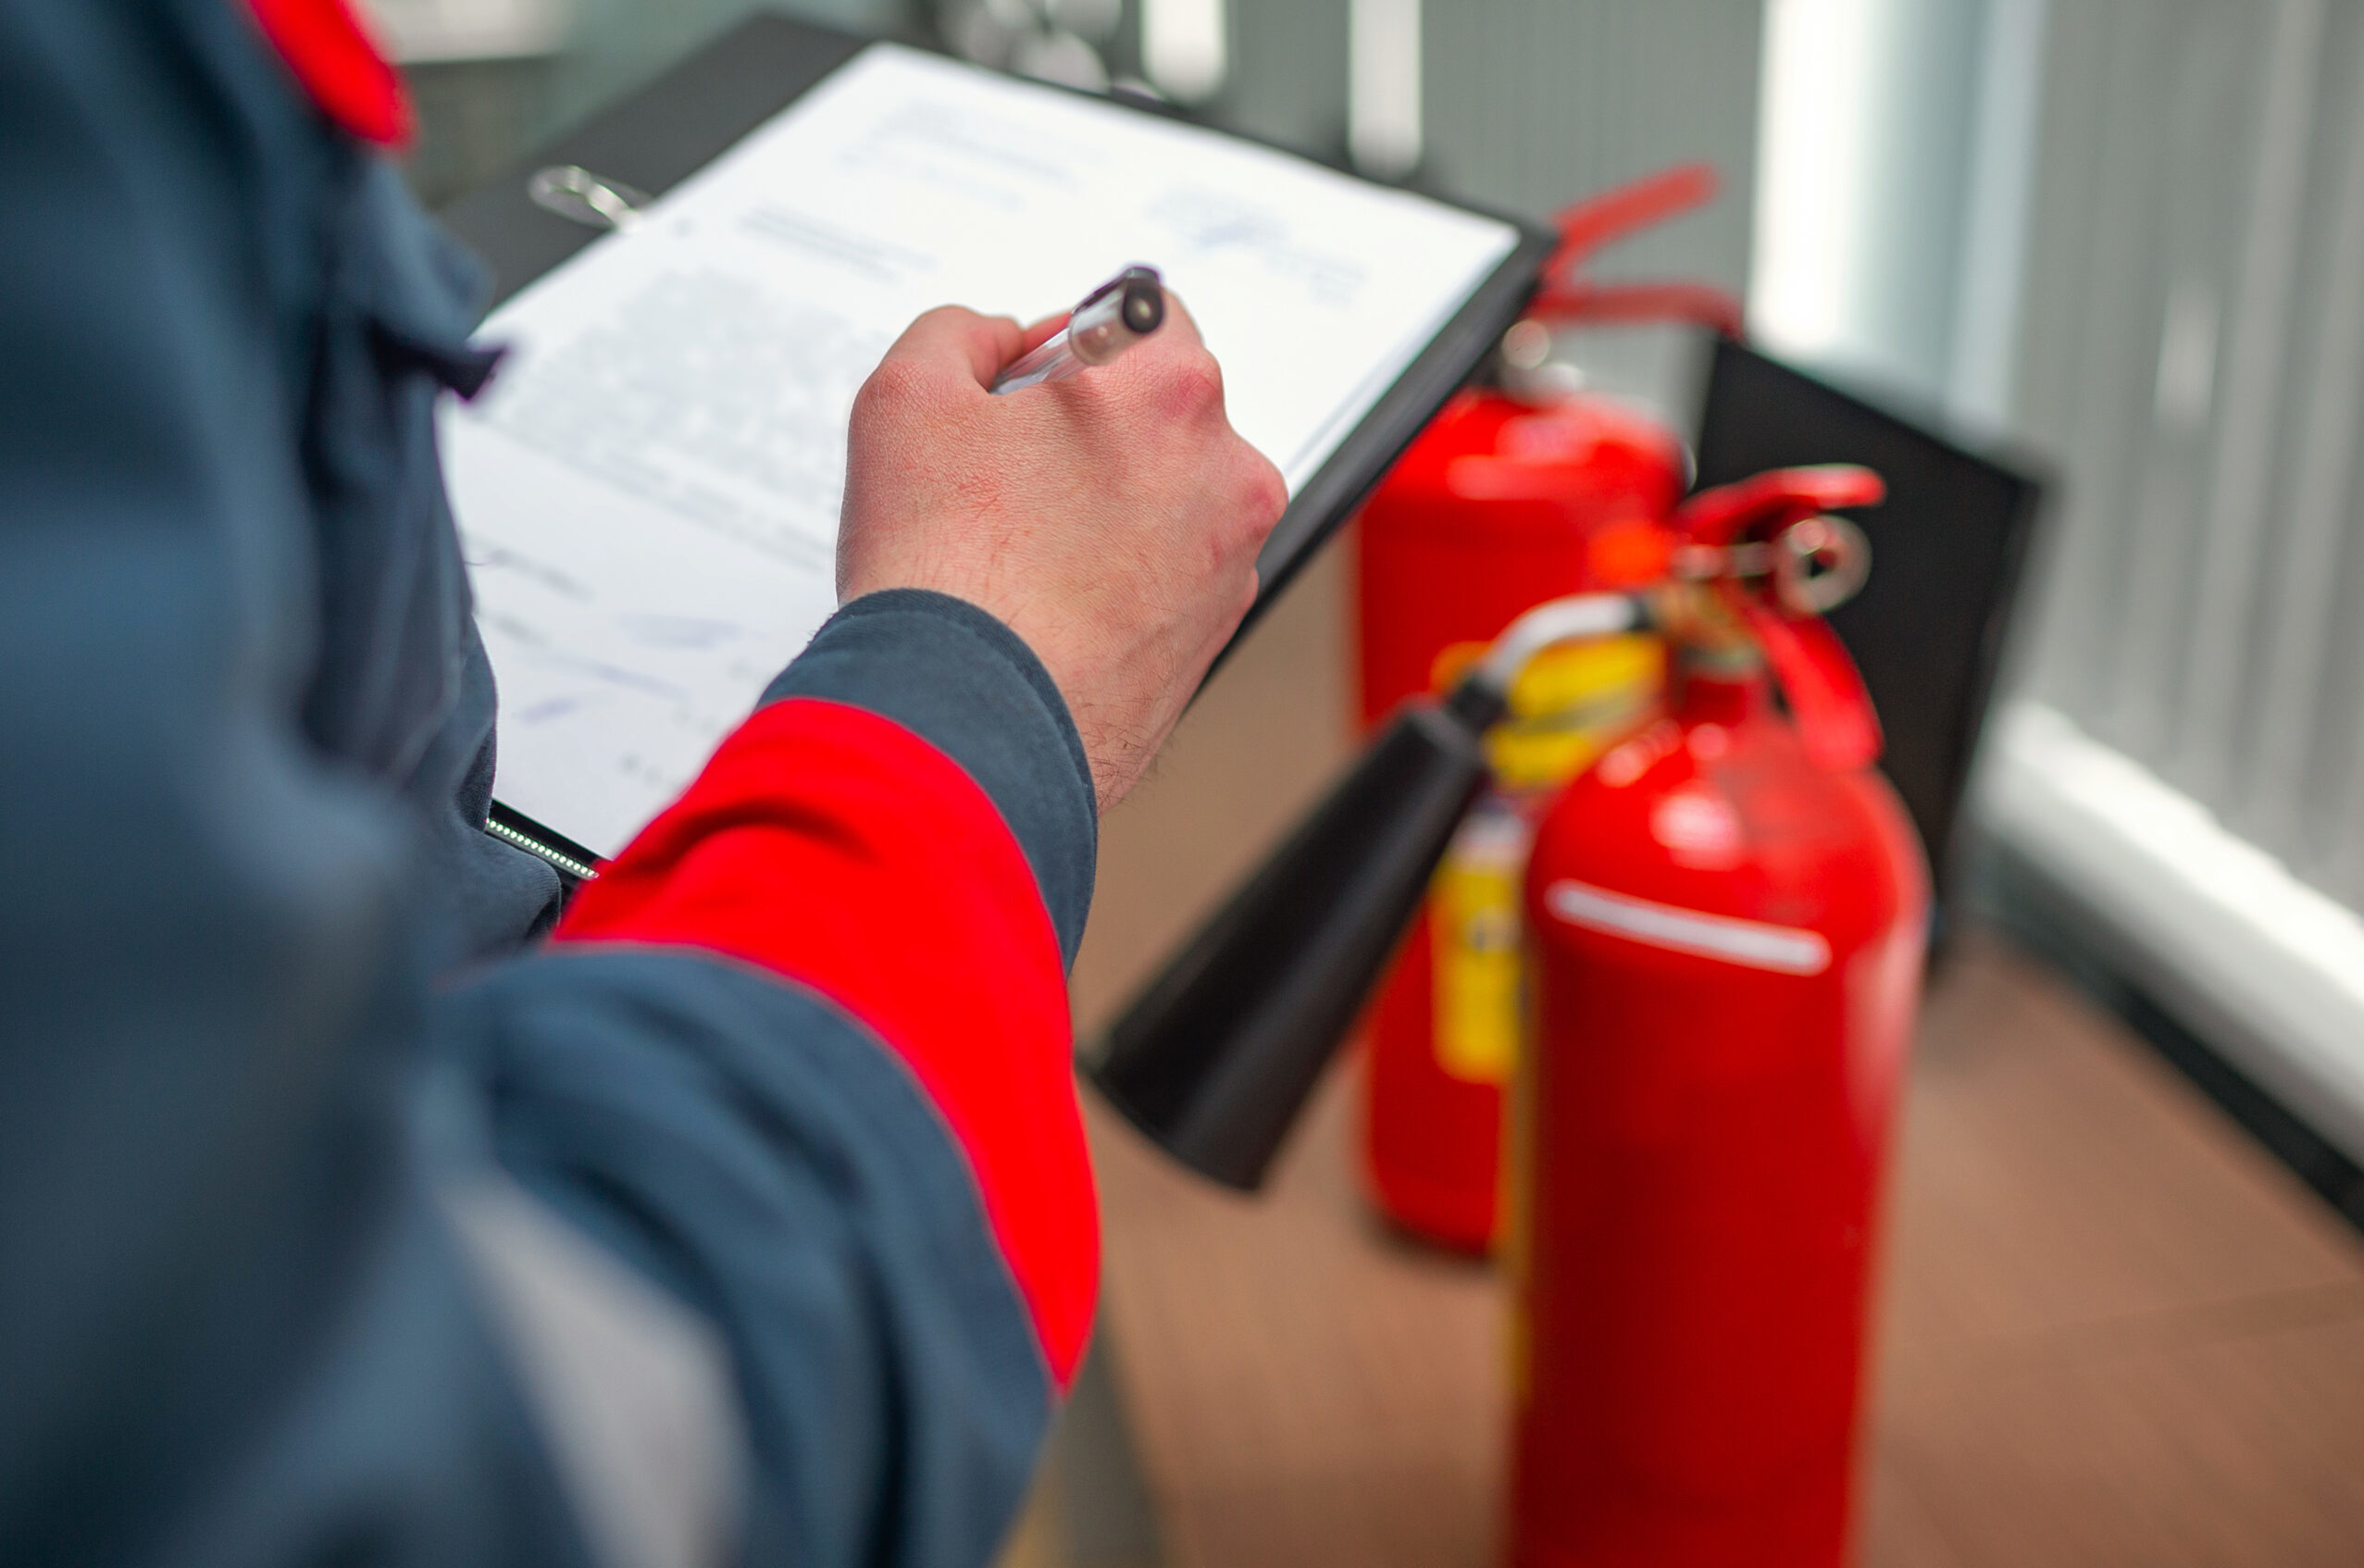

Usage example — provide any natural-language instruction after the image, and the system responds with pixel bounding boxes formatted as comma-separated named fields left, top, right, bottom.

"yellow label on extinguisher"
left=1502, top=937, right=1538, bottom=1398
left=1430, top=633, right=1665, bottom=790
left=1420, top=628, right=1666, bottom=1278
left=1429, top=806, right=1532, bottom=1084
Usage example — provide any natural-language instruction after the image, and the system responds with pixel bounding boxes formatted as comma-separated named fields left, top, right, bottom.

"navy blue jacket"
left=0, top=4, right=1102, bottom=1565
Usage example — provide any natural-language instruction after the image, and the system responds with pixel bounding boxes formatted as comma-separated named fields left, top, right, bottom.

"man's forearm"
left=463, top=591, right=1102, bottom=1564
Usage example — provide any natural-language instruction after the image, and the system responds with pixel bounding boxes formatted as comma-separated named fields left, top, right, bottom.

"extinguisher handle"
left=1526, top=280, right=1746, bottom=338
left=1673, top=465, right=1885, bottom=544
left=1528, top=163, right=1746, bottom=336
left=1678, top=466, right=1889, bottom=771
left=1542, top=163, right=1721, bottom=279
left=1736, top=600, right=1885, bottom=771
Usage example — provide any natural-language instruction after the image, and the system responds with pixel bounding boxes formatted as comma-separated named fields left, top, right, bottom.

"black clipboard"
left=440, top=15, right=1554, bottom=877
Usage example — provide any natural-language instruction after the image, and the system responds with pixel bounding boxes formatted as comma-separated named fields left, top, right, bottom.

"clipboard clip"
left=529, top=165, right=651, bottom=233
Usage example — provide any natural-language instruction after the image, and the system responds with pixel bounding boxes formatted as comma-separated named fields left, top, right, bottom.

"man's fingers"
left=1155, top=287, right=1205, bottom=349
left=865, top=290, right=1226, bottom=431
left=1019, top=313, right=1068, bottom=355
left=878, top=290, right=1200, bottom=392
left=1093, top=287, right=1229, bottom=423
left=877, top=305, right=1028, bottom=391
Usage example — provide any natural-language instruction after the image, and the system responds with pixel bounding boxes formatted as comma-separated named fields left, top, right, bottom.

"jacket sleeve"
left=454, top=591, right=1105, bottom=1568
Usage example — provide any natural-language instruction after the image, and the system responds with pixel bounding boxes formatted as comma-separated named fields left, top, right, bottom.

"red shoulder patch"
left=243, top=0, right=414, bottom=147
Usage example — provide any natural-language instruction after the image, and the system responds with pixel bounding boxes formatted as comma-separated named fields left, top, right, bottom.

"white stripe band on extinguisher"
left=1543, top=879, right=1832, bottom=976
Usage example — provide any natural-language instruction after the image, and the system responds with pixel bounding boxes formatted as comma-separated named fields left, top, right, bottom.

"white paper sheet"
left=445, top=43, right=1519, bottom=857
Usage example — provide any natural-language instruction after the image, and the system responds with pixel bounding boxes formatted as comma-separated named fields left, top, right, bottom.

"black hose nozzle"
left=1086, top=681, right=1504, bottom=1190
left=1083, top=591, right=1639, bottom=1191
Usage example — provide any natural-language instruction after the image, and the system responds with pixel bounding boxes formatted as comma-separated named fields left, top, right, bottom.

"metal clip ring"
left=1773, top=514, right=1872, bottom=616
left=528, top=166, right=651, bottom=233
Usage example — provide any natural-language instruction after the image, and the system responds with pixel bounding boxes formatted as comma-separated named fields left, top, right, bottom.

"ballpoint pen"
left=990, top=265, right=1167, bottom=393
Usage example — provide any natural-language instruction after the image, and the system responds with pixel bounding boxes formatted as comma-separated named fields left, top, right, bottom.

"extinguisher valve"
left=1666, top=513, right=1870, bottom=614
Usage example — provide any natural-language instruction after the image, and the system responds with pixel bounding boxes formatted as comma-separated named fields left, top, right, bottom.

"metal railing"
left=2009, top=0, right=2364, bottom=915
left=1981, top=0, right=2364, bottom=1159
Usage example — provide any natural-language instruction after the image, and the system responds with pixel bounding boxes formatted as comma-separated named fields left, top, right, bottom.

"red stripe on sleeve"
left=243, top=0, right=414, bottom=147
left=551, top=697, right=1099, bottom=1389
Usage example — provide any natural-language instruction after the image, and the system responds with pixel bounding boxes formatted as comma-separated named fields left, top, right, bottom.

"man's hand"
left=837, top=299, right=1288, bottom=813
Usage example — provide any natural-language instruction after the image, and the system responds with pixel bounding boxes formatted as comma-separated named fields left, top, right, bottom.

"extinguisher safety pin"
left=1672, top=541, right=1773, bottom=579
left=1667, top=516, right=1873, bottom=617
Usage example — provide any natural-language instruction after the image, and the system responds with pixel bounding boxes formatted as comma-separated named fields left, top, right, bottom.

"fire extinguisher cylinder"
left=1089, top=592, right=1639, bottom=1191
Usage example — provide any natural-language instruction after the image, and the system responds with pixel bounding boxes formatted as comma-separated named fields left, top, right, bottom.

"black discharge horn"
left=1086, top=593, right=1641, bottom=1189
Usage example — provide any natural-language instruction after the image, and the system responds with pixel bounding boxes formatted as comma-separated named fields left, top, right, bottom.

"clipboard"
left=438, top=16, right=1554, bottom=877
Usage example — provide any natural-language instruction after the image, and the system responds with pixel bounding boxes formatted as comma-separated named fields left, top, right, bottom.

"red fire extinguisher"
left=1357, top=164, right=1744, bottom=1252
left=1509, top=466, right=1929, bottom=1567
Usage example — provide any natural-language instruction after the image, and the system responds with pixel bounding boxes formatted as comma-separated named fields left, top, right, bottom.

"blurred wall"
left=1748, top=0, right=2009, bottom=408
left=1422, top=1, right=1761, bottom=295
left=400, top=0, right=917, bottom=205
left=1218, top=0, right=1762, bottom=292
left=1200, top=0, right=1761, bottom=419
left=405, top=0, right=1765, bottom=292
left=2011, top=0, right=2364, bottom=864
left=1752, top=0, right=2364, bottom=902
left=1223, top=0, right=1350, bottom=162
left=1953, top=0, right=2364, bottom=1165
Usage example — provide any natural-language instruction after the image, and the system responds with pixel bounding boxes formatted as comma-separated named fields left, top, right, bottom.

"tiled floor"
left=1863, top=943, right=2364, bottom=1567
left=1014, top=534, right=2364, bottom=1567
